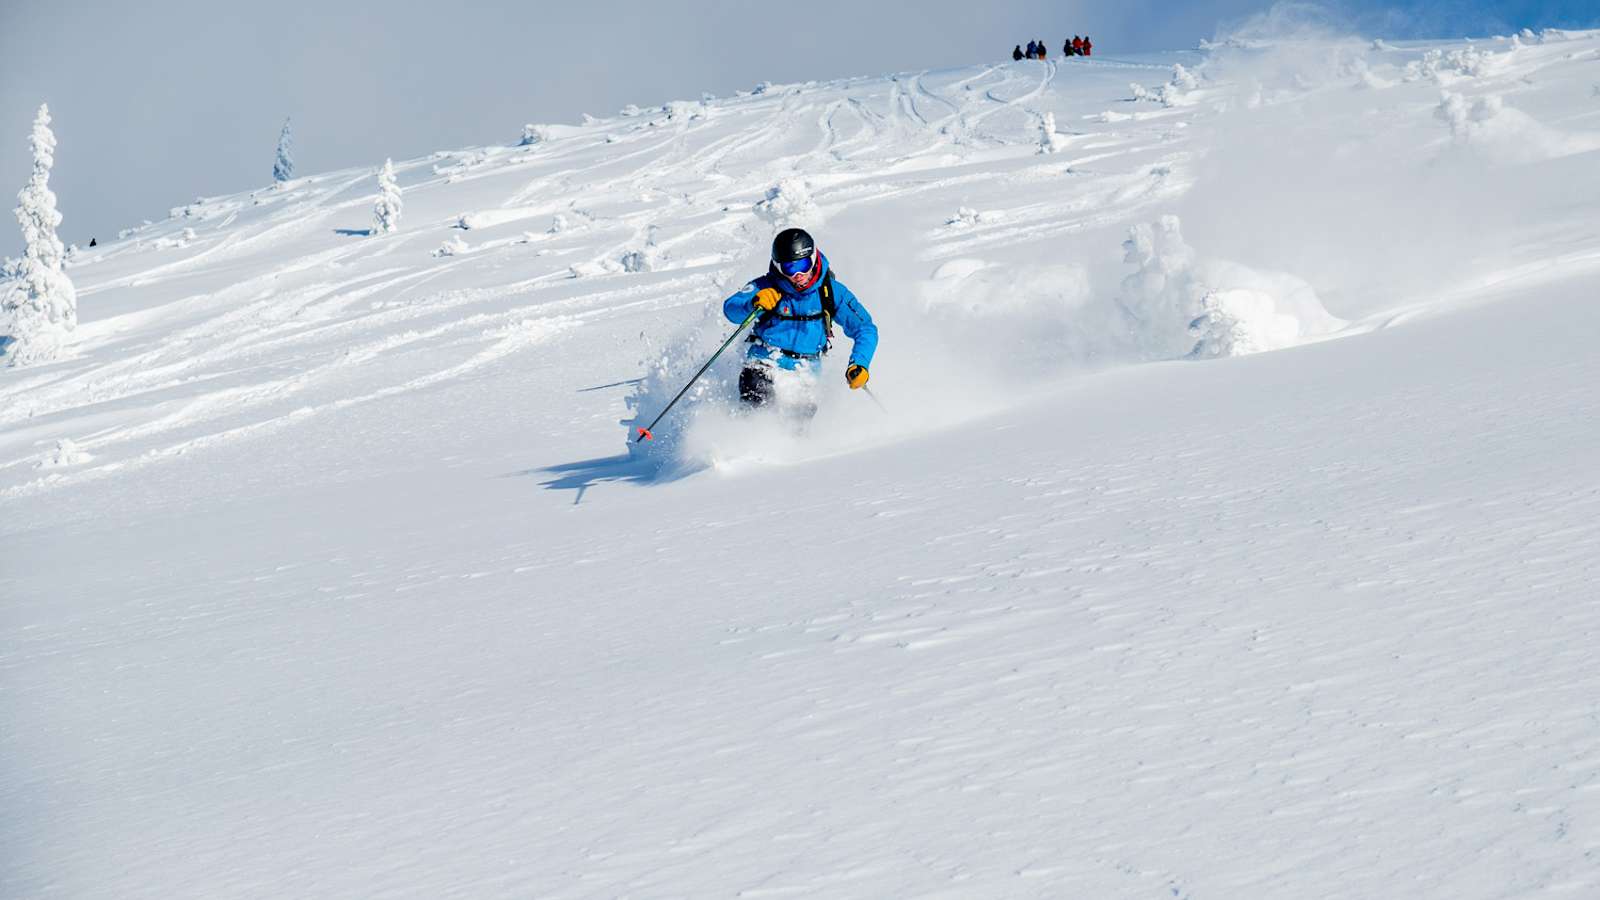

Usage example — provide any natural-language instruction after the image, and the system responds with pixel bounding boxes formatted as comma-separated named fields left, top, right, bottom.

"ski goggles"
left=777, top=251, right=816, bottom=277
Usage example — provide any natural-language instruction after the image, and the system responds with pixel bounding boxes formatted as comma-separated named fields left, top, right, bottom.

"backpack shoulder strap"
left=819, top=271, right=836, bottom=331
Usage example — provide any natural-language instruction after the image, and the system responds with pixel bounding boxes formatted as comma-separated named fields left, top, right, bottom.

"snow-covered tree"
left=373, top=158, right=402, bottom=234
left=3, top=104, right=77, bottom=366
left=273, top=118, right=295, bottom=183
left=1036, top=111, right=1064, bottom=154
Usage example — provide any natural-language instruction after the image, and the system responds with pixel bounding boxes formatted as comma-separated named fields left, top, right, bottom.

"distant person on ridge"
left=1013, top=45, right=1024, bottom=61
left=1025, top=40, right=1037, bottom=59
left=1072, top=36, right=1084, bottom=56
left=1082, top=35, right=1093, bottom=56
left=1064, top=38, right=1072, bottom=57
left=722, top=228, right=878, bottom=414
left=1037, top=38, right=1048, bottom=60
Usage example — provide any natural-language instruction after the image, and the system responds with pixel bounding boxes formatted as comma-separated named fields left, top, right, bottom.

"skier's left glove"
left=845, top=364, right=869, bottom=389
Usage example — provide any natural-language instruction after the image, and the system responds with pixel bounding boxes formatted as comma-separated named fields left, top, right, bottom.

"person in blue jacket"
left=722, top=227, right=877, bottom=411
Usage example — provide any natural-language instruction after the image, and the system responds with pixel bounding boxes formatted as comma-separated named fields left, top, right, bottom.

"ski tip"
left=636, top=427, right=653, bottom=442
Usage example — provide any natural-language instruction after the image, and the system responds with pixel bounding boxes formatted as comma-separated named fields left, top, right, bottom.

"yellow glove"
left=845, top=364, right=869, bottom=389
left=753, top=287, right=781, bottom=313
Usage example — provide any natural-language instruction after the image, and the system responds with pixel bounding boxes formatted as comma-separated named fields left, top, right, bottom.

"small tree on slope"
left=273, top=118, right=295, bottom=183
left=3, top=104, right=77, bottom=366
left=373, top=158, right=402, bottom=234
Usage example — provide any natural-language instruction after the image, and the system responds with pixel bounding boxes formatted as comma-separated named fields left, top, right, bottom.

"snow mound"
left=1436, top=91, right=1600, bottom=163
left=1118, top=216, right=1343, bottom=359
left=36, top=438, right=92, bottom=469
left=753, top=177, right=823, bottom=230
left=433, top=236, right=471, bottom=257
left=518, top=124, right=549, bottom=146
left=916, top=219, right=1342, bottom=373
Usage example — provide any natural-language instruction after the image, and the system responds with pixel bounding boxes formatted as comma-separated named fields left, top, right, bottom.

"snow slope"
left=5, top=30, right=1600, bottom=898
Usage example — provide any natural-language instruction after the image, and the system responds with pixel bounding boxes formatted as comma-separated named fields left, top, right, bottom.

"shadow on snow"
left=517, top=450, right=691, bottom=506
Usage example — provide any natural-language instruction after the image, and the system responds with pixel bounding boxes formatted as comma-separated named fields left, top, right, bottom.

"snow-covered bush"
left=1445, top=45, right=1494, bottom=77
left=3, top=104, right=78, bottom=366
left=1132, top=65, right=1201, bottom=107
left=519, top=124, right=549, bottom=146
left=1403, top=49, right=1442, bottom=82
left=1435, top=91, right=1503, bottom=141
left=945, top=207, right=1000, bottom=229
left=433, top=236, right=470, bottom=257
left=753, top=177, right=822, bottom=229
left=373, top=158, right=402, bottom=234
left=1036, top=111, right=1066, bottom=154
left=620, top=249, right=655, bottom=273
left=1405, top=46, right=1497, bottom=83
left=273, top=118, right=294, bottom=183
left=663, top=100, right=705, bottom=123
left=37, top=437, right=91, bottom=469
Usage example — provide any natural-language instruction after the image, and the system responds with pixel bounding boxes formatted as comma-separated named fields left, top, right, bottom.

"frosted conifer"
left=3, top=104, right=77, bottom=366
left=273, top=118, right=295, bottom=183
left=373, top=159, right=402, bottom=234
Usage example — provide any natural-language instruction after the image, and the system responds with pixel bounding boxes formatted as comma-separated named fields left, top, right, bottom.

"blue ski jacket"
left=722, top=253, right=878, bottom=371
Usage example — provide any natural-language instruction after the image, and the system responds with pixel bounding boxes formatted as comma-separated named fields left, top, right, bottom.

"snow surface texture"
left=6, top=29, right=1600, bottom=898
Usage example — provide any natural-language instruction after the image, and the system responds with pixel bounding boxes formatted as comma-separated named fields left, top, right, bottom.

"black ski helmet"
left=772, top=227, right=815, bottom=265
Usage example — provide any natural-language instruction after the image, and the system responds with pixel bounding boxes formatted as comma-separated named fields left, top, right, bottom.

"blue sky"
left=2, top=0, right=1596, bottom=243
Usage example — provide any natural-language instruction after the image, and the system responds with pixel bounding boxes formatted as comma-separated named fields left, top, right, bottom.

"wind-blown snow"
left=5, top=27, right=1600, bottom=899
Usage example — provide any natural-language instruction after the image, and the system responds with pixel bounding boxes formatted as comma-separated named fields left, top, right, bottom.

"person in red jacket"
left=1083, top=35, right=1093, bottom=56
left=1071, top=35, right=1084, bottom=56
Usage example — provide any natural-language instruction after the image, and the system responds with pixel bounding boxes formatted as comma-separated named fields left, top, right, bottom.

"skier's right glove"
left=753, top=287, right=781, bottom=313
left=845, top=364, right=869, bottom=389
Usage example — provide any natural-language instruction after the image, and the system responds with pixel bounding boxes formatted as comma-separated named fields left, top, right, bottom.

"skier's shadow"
left=522, top=453, right=661, bottom=506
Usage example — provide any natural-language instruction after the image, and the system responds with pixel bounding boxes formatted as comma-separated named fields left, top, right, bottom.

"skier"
left=1072, top=35, right=1084, bottom=56
left=722, top=228, right=877, bottom=414
left=1012, top=45, right=1024, bottom=61
left=1063, top=38, right=1072, bottom=57
left=1036, top=38, right=1048, bottom=60
left=1026, top=40, right=1038, bottom=59
left=1082, top=35, right=1093, bottom=56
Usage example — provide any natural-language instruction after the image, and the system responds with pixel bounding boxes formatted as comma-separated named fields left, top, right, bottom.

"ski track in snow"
left=6, top=33, right=1600, bottom=899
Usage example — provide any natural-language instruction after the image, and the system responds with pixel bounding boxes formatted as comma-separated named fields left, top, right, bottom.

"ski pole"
left=635, top=309, right=762, bottom=442
left=862, top=385, right=889, bottom=414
